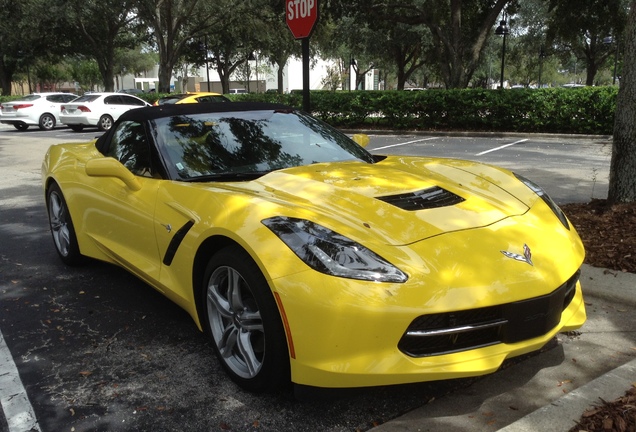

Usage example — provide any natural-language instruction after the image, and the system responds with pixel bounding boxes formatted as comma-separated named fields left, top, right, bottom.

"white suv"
left=0, top=93, right=79, bottom=131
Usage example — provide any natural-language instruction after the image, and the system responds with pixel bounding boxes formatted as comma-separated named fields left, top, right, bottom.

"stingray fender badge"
left=501, top=244, right=533, bottom=266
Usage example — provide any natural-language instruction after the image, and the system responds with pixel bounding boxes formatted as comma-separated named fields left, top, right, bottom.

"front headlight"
left=514, top=173, right=570, bottom=230
left=262, top=217, right=408, bottom=283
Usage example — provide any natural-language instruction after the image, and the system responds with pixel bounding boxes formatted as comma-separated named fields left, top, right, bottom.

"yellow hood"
left=245, top=156, right=533, bottom=246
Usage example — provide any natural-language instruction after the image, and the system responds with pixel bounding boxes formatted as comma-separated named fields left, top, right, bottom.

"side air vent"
left=377, top=186, right=465, bottom=211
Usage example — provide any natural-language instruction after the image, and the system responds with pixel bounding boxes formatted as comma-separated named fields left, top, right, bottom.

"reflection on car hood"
left=242, top=156, right=533, bottom=245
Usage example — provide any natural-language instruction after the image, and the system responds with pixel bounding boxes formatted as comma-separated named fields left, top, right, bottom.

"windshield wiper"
left=181, top=171, right=270, bottom=182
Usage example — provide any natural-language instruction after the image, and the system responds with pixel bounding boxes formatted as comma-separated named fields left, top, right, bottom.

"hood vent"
left=377, top=186, right=465, bottom=211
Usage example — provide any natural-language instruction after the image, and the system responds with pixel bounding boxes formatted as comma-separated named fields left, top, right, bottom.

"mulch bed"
left=567, top=386, right=636, bottom=432
left=559, top=200, right=636, bottom=431
left=561, top=200, right=636, bottom=274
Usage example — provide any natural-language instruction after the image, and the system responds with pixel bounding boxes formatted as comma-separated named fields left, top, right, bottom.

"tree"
left=333, top=0, right=512, bottom=88
left=0, top=0, right=25, bottom=94
left=206, top=31, right=252, bottom=94
left=318, top=12, right=431, bottom=90
left=384, top=23, right=431, bottom=90
left=63, top=0, right=142, bottom=91
left=136, top=0, right=230, bottom=93
left=68, top=58, right=102, bottom=93
left=34, top=63, right=71, bottom=92
left=113, top=47, right=158, bottom=90
left=546, top=0, right=628, bottom=86
left=0, top=0, right=69, bottom=95
left=608, top=1, right=636, bottom=203
left=255, top=0, right=300, bottom=94
left=501, top=0, right=550, bottom=87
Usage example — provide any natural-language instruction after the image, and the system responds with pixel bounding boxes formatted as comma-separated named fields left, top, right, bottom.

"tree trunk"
left=608, top=1, right=636, bottom=203
left=158, top=61, right=173, bottom=93
left=98, top=60, right=115, bottom=92
left=277, top=63, right=284, bottom=94
left=0, top=61, right=14, bottom=95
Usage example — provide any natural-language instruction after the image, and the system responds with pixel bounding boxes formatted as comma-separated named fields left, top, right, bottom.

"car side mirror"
left=352, top=134, right=370, bottom=148
left=85, top=157, right=142, bottom=191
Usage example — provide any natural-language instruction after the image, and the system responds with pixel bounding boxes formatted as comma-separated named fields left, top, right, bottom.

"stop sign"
left=286, top=0, right=319, bottom=39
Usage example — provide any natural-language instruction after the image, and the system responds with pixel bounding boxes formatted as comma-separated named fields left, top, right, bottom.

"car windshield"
left=154, top=109, right=375, bottom=181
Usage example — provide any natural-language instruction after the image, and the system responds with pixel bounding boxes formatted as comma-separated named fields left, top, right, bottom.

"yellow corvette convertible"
left=42, top=102, right=586, bottom=392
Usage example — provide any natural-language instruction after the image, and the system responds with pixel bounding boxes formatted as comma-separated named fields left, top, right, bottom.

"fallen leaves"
left=561, top=200, right=636, bottom=274
left=568, top=386, right=636, bottom=432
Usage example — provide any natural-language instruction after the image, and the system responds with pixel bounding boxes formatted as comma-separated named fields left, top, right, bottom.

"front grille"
left=398, top=269, right=580, bottom=357
left=377, top=186, right=465, bottom=211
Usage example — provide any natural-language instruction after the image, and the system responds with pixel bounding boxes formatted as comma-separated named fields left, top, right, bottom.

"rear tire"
left=97, top=115, right=113, bottom=131
left=46, top=183, right=84, bottom=266
left=13, top=123, right=28, bottom=131
left=202, top=246, right=290, bottom=392
left=69, top=125, right=84, bottom=132
left=39, top=113, right=56, bottom=130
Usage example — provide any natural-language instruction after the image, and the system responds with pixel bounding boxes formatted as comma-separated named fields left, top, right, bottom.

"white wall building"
left=117, top=56, right=341, bottom=94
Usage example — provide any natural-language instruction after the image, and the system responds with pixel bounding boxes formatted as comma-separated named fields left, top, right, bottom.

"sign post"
left=286, top=0, right=319, bottom=112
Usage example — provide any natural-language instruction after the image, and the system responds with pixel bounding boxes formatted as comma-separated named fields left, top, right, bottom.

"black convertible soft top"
left=117, top=101, right=296, bottom=123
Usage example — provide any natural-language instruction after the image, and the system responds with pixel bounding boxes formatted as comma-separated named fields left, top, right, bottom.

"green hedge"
left=238, top=87, right=617, bottom=135
left=0, top=87, right=617, bottom=135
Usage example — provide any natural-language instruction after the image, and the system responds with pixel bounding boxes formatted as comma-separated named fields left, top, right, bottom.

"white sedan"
left=60, top=92, right=150, bottom=132
left=0, top=92, right=78, bottom=130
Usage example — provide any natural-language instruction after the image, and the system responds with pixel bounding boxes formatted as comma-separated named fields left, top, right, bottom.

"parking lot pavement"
left=1, top=128, right=629, bottom=432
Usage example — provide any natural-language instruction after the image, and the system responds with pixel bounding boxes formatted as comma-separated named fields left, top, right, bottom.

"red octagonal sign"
left=286, top=0, right=319, bottom=39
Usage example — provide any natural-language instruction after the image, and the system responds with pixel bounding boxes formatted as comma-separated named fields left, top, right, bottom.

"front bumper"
left=276, top=271, right=585, bottom=388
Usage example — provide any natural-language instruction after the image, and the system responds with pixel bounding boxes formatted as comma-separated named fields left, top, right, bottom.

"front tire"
left=39, top=113, right=56, bottom=130
left=46, top=183, right=84, bottom=266
left=97, top=115, right=113, bottom=131
left=202, top=246, right=290, bottom=392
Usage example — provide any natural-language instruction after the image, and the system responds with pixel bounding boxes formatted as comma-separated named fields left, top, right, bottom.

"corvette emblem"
left=501, top=244, right=533, bottom=266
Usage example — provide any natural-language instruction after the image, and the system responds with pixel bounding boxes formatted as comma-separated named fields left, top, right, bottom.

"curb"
left=497, top=359, right=636, bottom=432
left=341, top=129, right=612, bottom=141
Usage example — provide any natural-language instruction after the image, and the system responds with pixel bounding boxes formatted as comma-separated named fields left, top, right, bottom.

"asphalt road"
left=0, top=124, right=612, bottom=432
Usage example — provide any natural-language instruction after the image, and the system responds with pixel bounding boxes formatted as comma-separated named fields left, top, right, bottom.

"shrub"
left=245, top=87, right=617, bottom=135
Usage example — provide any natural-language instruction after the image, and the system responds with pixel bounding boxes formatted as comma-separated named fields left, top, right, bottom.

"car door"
left=81, top=120, right=163, bottom=284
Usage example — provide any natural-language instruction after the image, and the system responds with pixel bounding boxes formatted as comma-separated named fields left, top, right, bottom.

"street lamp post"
left=495, top=15, right=509, bottom=89
left=204, top=36, right=211, bottom=92
left=349, top=56, right=356, bottom=91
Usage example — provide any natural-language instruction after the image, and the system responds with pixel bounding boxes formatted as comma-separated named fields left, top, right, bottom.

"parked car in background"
left=60, top=93, right=150, bottom=132
left=153, top=92, right=230, bottom=106
left=0, top=93, right=78, bottom=131
left=118, top=88, right=145, bottom=95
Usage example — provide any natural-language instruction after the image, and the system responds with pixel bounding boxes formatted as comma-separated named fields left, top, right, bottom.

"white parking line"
left=476, top=138, right=529, bottom=156
left=373, top=137, right=439, bottom=150
left=0, top=329, right=41, bottom=432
